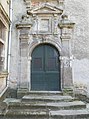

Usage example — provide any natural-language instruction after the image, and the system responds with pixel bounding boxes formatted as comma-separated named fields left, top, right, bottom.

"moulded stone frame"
left=28, top=37, right=63, bottom=91
left=16, top=1, right=75, bottom=92
left=16, top=24, right=74, bottom=92
left=16, top=30, right=74, bottom=91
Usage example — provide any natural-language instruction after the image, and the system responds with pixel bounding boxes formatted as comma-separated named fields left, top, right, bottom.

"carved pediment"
left=27, top=3, right=63, bottom=15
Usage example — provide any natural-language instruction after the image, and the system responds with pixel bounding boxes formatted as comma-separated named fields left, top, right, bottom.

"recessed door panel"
left=31, top=44, right=61, bottom=91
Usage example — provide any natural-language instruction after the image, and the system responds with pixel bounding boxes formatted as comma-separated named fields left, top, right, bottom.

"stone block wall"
left=64, top=0, right=89, bottom=90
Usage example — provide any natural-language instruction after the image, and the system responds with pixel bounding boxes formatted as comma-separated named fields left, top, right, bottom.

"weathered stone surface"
left=0, top=91, right=89, bottom=119
left=6, top=0, right=89, bottom=99
left=9, top=0, right=74, bottom=91
left=64, top=0, right=89, bottom=89
left=0, top=102, right=7, bottom=114
left=22, top=95, right=74, bottom=102
left=50, top=110, right=89, bottom=119
left=6, top=101, right=86, bottom=111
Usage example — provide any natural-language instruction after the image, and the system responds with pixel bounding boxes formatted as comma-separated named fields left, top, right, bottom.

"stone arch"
left=28, top=39, right=62, bottom=58
left=27, top=37, right=63, bottom=91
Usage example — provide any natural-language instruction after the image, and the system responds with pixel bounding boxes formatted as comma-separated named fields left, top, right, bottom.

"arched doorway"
left=31, top=44, right=61, bottom=91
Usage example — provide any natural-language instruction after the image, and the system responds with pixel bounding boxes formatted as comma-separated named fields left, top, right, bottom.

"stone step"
left=17, top=90, right=63, bottom=98
left=8, top=101, right=86, bottom=110
left=6, top=109, right=49, bottom=119
left=22, top=95, right=74, bottom=103
left=2, top=93, right=89, bottom=119
left=50, top=109, right=89, bottom=119
left=27, top=91, right=63, bottom=96
left=5, top=109, right=89, bottom=119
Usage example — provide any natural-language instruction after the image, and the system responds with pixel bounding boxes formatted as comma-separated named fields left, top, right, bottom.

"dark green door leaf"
left=31, top=44, right=61, bottom=91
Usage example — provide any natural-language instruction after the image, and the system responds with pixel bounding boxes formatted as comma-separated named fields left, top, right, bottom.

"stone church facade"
left=9, top=0, right=74, bottom=92
left=9, top=0, right=89, bottom=93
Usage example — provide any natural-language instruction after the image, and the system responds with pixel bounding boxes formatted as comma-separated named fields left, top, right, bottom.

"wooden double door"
left=31, top=44, right=61, bottom=91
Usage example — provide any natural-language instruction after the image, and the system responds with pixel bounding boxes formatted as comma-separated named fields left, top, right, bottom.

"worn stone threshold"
left=50, top=109, right=89, bottom=116
left=22, top=95, right=73, bottom=101
left=7, top=101, right=86, bottom=109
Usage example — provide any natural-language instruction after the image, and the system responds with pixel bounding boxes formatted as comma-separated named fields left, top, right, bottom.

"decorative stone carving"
left=58, top=14, right=75, bottom=56
left=16, top=15, right=33, bottom=29
left=24, top=0, right=64, bottom=9
left=27, top=3, right=63, bottom=15
left=16, top=0, right=75, bottom=91
left=59, top=15, right=75, bottom=29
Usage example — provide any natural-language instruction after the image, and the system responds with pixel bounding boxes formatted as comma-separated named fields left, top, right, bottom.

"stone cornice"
left=59, top=23, right=75, bottom=29
left=16, top=23, right=32, bottom=29
left=60, top=36, right=71, bottom=39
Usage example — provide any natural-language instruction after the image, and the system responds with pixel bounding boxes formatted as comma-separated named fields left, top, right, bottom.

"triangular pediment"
left=27, top=3, right=63, bottom=14
left=35, top=7, right=55, bottom=12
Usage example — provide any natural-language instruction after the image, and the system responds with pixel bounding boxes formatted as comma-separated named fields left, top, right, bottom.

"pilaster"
left=59, top=15, right=75, bottom=89
left=16, top=23, right=32, bottom=90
